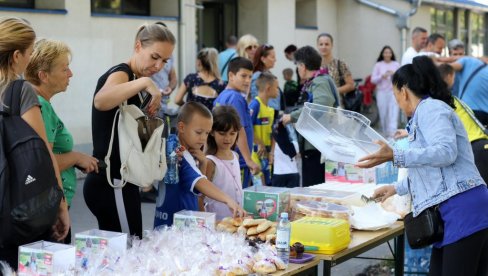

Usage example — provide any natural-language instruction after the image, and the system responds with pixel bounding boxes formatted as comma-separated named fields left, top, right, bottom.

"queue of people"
left=1, top=15, right=488, bottom=275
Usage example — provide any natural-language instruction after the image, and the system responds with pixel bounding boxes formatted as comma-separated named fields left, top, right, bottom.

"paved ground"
left=70, top=178, right=392, bottom=276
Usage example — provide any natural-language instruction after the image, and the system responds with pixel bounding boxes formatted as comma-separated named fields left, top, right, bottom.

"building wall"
left=238, top=0, right=267, bottom=42
left=0, top=1, right=183, bottom=148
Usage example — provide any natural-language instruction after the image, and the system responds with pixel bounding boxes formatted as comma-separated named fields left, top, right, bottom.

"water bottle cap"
left=281, top=212, right=288, bottom=219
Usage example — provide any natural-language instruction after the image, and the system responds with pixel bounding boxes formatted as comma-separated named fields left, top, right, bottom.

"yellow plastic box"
left=290, top=217, right=351, bottom=255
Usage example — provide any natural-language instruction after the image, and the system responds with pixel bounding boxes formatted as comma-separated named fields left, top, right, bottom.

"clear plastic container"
left=291, top=201, right=351, bottom=221
left=295, top=103, right=388, bottom=164
left=290, top=217, right=351, bottom=255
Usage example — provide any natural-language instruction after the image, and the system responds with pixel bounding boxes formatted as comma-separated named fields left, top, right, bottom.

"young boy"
left=154, top=102, right=244, bottom=228
left=282, top=68, right=299, bottom=108
left=214, top=57, right=260, bottom=188
left=249, top=72, right=279, bottom=186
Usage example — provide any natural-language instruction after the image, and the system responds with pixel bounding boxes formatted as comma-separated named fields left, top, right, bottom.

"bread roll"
left=256, top=221, right=272, bottom=233
left=253, top=260, right=277, bottom=274
left=247, top=226, right=258, bottom=235
left=243, top=218, right=266, bottom=227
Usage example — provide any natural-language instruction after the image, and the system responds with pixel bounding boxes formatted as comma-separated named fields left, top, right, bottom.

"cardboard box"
left=243, top=186, right=290, bottom=221
left=325, top=160, right=376, bottom=183
left=18, top=241, right=75, bottom=275
left=74, top=229, right=127, bottom=267
left=173, top=210, right=216, bottom=229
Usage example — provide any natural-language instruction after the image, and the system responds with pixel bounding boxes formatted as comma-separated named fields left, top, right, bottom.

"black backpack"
left=0, top=80, right=62, bottom=247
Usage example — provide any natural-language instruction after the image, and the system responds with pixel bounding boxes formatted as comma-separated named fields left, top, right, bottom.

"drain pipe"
left=356, top=0, right=422, bottom=55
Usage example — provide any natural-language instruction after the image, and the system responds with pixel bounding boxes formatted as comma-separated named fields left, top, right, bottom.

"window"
left=430, top=7, right=455, bottom=42
left=0, top=0, right=34, bottom=9
left=296, top=0, right=317, bottom=29
left=91, top=0, right=150, bottom=16
left=470, top=12, right=485, bottom=57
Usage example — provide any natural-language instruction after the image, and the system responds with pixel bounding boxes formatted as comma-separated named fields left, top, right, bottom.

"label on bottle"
left=276, top=228, right=290, bottom=249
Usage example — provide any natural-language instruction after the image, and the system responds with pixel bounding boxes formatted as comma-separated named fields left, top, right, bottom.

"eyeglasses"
left=262, top=44, right=273, bottom=50
left=246, top=45, right=258, bottom=50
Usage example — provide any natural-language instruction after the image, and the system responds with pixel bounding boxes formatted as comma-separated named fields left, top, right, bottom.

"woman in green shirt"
left=25, top=39, right=99, bottom=243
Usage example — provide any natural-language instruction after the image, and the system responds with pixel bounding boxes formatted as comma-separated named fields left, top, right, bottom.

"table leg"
left=395, top=234, right=405, bottom=276
left=322, top=260, right=332, bottom=276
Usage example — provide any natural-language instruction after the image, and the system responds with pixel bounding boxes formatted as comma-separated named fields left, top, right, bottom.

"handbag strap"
left=105, top=108, right=122, bottom=188
left=459, top=63, right=487, bottom=100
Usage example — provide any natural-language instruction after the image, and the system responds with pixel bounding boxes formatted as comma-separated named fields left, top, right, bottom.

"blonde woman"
left=175, top=47, right=225, bottom=110
left=84, top=23, right=175, bottom=238
left=0, top=17, right=69, bottom=269
left=25, top=39, right=99, bottom=244
left=236, top=34, right=259, bottom=61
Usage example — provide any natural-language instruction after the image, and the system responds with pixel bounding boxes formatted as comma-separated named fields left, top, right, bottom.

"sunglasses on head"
left=262, top=44, right=273, bottom=50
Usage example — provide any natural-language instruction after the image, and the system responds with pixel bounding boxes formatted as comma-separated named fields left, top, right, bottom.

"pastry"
left=293, top=242, right=305, bottom=259
left=216, top=222, right=237, bottom=233
left=256, top=221, right=272, bottom=233
left=253, top=260, right=277, bottom=274
left=258, top=226, right=276, bottom=241
left=237, top=225, right=247, bottom=235
left=243, top=218, right=266, bottom=227
left=232, top=217, right=243, bottom=227
left=272, top=256, right=287, bottom=270
left=247, top=226, right=258, bottom=235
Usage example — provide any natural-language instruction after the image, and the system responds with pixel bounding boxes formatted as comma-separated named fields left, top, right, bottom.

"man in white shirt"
left=401, top=27, right=428, bottom=65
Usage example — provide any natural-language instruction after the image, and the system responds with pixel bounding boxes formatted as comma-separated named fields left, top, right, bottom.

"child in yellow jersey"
left=249, top=72, right=279, bottom=185
left=438, top=63, right=488, bottom=183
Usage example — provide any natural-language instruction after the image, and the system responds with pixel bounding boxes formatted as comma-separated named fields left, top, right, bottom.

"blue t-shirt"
left=453, top=57, right=488, bottom=113
left=154, top=150, right=205, bottom=228
left=218, top=49, right=237, bottom=82
left=214, top=89, right=253, bottom=168
left=434, top=184, right=488, bottom=247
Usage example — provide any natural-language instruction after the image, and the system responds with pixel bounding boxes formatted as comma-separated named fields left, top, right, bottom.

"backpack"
left=0, top=80, right=62, bottom=247
left=104, top=96, right=167, bottom=188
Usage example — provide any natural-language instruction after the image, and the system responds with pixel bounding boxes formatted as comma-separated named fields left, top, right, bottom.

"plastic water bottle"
left=163, top=132, right=179, bottom=185
left=252, top=173, right=263, bottom=186
left=276, top=212, right=291, bottom=266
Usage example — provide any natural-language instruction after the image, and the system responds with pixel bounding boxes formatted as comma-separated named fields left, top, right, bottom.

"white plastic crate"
left=295, top=103, right=388, bottom=164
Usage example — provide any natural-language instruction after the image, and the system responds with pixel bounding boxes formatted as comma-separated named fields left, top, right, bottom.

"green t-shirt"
left=38, top=96, right=76, bottom=206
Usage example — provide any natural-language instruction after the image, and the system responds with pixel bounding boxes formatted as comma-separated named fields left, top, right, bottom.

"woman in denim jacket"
left=358, top=56, right=488, bottom=276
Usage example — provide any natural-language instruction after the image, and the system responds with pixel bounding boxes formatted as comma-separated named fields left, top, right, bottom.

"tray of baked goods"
left=216, top=217, right=278, bottom=243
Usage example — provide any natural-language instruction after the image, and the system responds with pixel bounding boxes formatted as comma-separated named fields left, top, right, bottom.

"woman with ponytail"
left=84, top=23, right=175, bottom=238
left=358, top=56, right=488, bottom=276
left=175, top=47, right=225, bottom=110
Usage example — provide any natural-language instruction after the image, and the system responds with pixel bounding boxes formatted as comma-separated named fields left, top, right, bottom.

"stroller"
left=355, top=75, right=379, bottom=127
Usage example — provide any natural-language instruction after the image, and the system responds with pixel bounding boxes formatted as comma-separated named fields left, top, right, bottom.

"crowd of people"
left=1, top=15, right=488, bottom=275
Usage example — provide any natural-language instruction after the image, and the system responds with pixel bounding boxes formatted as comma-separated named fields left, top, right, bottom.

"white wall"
left=267, top=0, right=296, bottom=85
left=238, top=0, right=267, bottom=42
left=0, top=1, right=180, bottom=147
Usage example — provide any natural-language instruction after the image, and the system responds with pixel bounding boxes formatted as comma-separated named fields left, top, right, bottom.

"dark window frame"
left=91, top=0, right=150, bottom=16
left=0, top=0, right=35, bottom=9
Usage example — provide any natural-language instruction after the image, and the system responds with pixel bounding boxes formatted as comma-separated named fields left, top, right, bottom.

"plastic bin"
left=290, top=217, right=351, bottom=255
left=295, top=103, right=388, bottom=164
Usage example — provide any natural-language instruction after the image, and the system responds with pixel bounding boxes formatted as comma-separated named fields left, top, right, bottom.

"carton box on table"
left=173, top=210, right=216, bottom=229
left=18, top=241, right=75, bottom=275
left=243, top=186, right=290, bottom=221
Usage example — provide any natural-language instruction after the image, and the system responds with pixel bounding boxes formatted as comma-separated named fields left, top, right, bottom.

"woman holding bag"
left=316, top=33, right=357, bottom=110
left=357, top=56, right=488, bottom=276
left=84, top=23, right=175, bottom=238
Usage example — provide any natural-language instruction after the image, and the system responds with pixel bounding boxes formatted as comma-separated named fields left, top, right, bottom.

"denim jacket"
left=393, top=98, right=485, bottom=216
